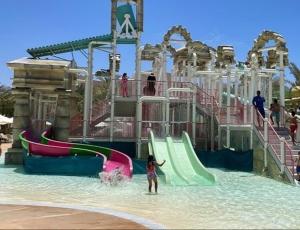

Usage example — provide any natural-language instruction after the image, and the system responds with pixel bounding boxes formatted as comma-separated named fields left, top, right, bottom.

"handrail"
left=255, top=108, right=295, bottom=181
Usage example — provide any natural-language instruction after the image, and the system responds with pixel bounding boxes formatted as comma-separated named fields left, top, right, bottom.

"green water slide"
left=149, top=131, right=216, bottom=186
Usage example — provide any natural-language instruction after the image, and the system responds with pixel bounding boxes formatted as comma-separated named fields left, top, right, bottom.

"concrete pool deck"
left=0, top=204, right=147, bottom=229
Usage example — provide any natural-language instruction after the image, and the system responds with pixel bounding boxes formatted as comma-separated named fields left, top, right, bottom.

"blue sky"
left=0, top=0, right=299, bottom=86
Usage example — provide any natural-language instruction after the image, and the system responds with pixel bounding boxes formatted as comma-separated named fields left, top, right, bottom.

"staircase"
left=70, top=100, right=110, bottom=137
left=253, top=111, right=296, bottom=183
left=192, top=82, right=296, bottom=183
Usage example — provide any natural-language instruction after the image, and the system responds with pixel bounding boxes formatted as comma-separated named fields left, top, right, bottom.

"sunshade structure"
left=0, top=115, right=13, bottom=125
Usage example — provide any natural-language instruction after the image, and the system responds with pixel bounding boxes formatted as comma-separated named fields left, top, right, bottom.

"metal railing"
left=254, top=107, right=295, bottom=180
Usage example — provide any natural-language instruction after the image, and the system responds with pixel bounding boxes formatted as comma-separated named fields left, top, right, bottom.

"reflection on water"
left=1, top=155, right=300, bottom=229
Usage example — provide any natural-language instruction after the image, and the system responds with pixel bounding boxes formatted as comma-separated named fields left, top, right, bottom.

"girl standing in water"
left=147, top=155, right=166, bottom=193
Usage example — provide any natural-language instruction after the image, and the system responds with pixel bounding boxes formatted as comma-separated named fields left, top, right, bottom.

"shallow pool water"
left=0, top=155, right=300, bottom=229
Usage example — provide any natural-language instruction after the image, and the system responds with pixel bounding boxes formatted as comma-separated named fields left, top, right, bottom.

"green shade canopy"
left=27, top=34, right=136, bottom=58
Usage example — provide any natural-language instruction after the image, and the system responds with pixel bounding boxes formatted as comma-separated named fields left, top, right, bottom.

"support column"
left=218, top=75, right=223, bottom=107
left=192, top=87, right=196, bottom=146
left=243, top=76, right=248, bottom=124
left=5, top=87, right=31, bottom=164
left=166, top=93, right=170, bottom=136
left=84, top=43, right=94, bottom=141
left=263, top=118, right=268, bottom=170
left=279, top=52, right=285, bottom=128
left=110, top=31, right=117, bottom=142
left=137, top=99, right=142, bottom=159
left=135, top=32, right=142, bottom=156
left=280, top=137, right=285, bottom=174
left=54, top=89, right=71, bottom=141
left=268, top=74, right=273, bottom=110
left=226, top=69, right=231, bottom=148
left=210, top=95, right=215, bottom=151
left=279, top=52, right=285, bottom=108
left=187, top=47, right=192, bottom=82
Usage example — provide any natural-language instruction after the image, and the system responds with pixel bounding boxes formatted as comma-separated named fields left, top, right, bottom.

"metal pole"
left=218, top=75, right=223, bottom=107
left=110, top=31, right=117, bottom=142
left=218, top=126, right=221, bottom=150
left=226, top=68, right=231, bottom=148
left=279, top=52, right=285, bottom=127
left=137, top=99, right=142, bottom=159
left=68, top=68, right=89, bottom=141
left=135, top=32, right=142, bottom=156
left=280, top=137, right=285, bottom=174
left=279, top=52, right=285, bottom=108
left=166, top=92, right=170, bottom=136
left=268, top=74, right=273, bottom=111
left=83, top=44, right=94, bottom=141
left=243, top=76, right=248, bottom=124
left=263, top=118, right=268, bottom=169
left=192, top=87, right=196, bottom=146
left=210, top=95, right=214, bottom=151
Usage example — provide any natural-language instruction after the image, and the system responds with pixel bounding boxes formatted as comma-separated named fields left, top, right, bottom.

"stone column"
left=5, top=87, right=31, bottom=164
left=54, top=89, right=70, bottom=141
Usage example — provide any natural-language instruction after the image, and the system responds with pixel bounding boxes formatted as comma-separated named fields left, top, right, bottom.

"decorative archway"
left=247, top=30, right=289, bottom=68
left=162, top=25, right=193, bottom=56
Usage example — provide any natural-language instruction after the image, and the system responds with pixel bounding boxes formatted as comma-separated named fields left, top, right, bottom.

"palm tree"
left=0, top=85, right=14, bottom=117
left=289, top=62, right=300, bottom=86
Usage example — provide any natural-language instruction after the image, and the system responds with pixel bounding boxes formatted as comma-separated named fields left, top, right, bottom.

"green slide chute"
left=149, top=131, right=216, bottom=186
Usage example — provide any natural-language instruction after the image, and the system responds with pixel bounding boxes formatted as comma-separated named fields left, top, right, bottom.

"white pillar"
left=192, top=87, right=196, bottom=146
left=250, top=67, right=256, bottom=125
left=234, top=74, right=239, bottom=106
left=37, top=95, right=42, bottom=121
left=210, top=95, right=215, bottom=151
left=137, top=99, right=142, bottom=159
left=268, top=74, right=273, bottom=110
left=166, top=95, right=170, bottom=136
left=263, top=118, right=268, bottom=169
left=162, top=46, right=167, bottom=96
left=218, top=76, right=223, bottom=107
left=84, top=43, right=94, bottom=141
left=280, top=137, right=285, bottom=174
left=110, top=31, right=117, bottom=142
left=218, top=126, right=221, bottom=150
left=279, top=52, right=285, bottom=107
left=226, top=69, right=231, bottom=147
left=243, top=76, right=248, bottom=124
left=187, top=47, right=192, bottom=82
left=135, top=32, right=142, bottom=155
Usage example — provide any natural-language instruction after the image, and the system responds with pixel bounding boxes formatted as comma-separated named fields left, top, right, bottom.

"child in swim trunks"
left=147, top=155, right=166, bottom=193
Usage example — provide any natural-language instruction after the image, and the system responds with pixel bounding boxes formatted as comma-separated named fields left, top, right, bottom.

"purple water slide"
left=41, top=131, right=133, bottom=178
left=105, top=150, right=132, bottom=178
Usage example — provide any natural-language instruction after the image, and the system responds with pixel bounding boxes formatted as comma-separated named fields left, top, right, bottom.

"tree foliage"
left=289, top=62, right=300, bottom=86
left=0, top=85, right=14, bottom=117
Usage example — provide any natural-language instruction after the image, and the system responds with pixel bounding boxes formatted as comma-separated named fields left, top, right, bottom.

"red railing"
left=254, top=107, right=295, bottom=180
left=90, top=120, right=135, bottom=139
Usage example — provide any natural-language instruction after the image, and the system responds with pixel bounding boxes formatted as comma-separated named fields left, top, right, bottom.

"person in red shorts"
left=289, top=111, right=298, bottom=146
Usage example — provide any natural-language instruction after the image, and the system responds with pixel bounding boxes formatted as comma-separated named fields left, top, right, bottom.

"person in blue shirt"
left=252, top=90, right=265, bottom=127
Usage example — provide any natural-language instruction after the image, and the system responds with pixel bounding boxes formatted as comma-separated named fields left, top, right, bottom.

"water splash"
left=99, top=167, right=128, bottom=186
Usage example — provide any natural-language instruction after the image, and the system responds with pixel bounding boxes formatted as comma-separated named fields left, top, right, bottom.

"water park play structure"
left=4, top=0, right=299, bottom=185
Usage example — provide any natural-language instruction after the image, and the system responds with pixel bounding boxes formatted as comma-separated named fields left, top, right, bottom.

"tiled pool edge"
left=0, top=201, right=165, bottom=229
